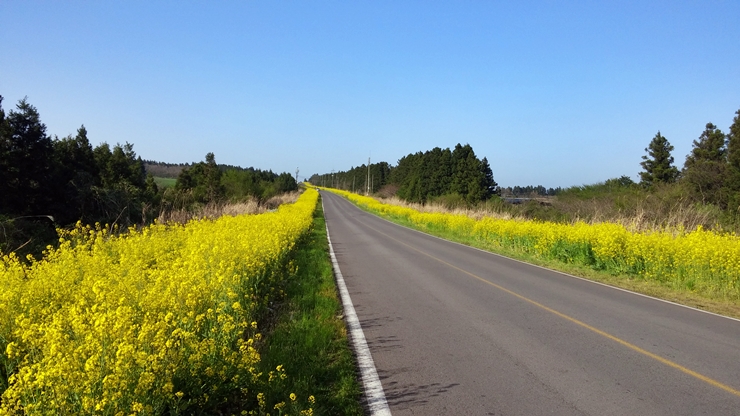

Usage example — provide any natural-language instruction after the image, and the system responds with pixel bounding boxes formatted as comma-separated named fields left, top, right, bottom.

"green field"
left=153, top=176, right=177, bottom=188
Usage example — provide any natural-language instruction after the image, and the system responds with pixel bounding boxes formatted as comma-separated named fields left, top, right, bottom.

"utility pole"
left=331, top=169, right=335, bottom=188
left=352, top=175, right=355, bottom=193
left=295, top=167, right=299, bottom=184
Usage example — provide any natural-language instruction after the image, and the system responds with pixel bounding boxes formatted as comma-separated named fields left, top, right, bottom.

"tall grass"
left=157, top=191, right=302, bottom=224
left=376, top=182, right=730, bottom=234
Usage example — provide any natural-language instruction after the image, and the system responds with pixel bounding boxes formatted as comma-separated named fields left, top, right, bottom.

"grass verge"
left=347, top=198, right=740, bottom=320
left=257, top=200, right=363, bottom=415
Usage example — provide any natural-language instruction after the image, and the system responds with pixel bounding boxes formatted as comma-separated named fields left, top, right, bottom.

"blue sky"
left=2, top=1, right=739, bottom=188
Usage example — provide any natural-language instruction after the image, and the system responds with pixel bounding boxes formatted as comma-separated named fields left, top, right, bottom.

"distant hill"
left=143, top=161, right=190, bottom=178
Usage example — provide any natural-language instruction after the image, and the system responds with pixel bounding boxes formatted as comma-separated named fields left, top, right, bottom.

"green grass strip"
left=258, top=199, right=363, bottom=415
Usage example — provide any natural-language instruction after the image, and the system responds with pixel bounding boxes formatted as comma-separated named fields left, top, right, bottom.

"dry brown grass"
left=378, top=190, right=726, bottom=234
left=551, top=193, right=722, bottom=233
left=379, top=196, right=523, bottom=221
left=157, top=191, right=302, bottom=224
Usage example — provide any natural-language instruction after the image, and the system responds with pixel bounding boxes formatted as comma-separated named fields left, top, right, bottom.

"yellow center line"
left=361, top=219, right=740, bottom=398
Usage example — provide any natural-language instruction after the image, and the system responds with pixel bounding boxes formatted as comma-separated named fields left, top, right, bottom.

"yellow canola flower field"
left=330, top=189, right=740, bottom=300
left=0, top=189, right=318, bottom=415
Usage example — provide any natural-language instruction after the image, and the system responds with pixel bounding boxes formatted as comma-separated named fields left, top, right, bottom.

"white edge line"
left=330, top=191, right=740, bottom=324
left=322, top=197, right=392, bottom=416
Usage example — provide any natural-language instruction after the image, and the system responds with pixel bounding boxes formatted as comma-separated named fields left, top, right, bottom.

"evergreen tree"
left=685, top=123, right=727, bottom=167
left=639, top=131, right=679, bottom=186
left=203, top=152, right=224, bottom=201
left=726, top=109, right=740, bottom=208
left=0, top=97, right=54, bottom=215
left=450, top=143, right=474, bottom=199
left=683, top=123, right=728, bottom=206
left=0, top=96, right=9, bottom=213
left=480, top=157, right=499, bottom=199
left=729, top=109, right=740, bottom=171
left=176, top=152, right=224, bottom=203
left=91, top=141, right=149, bottom=225
left=51, top=125, right=100, bottom=223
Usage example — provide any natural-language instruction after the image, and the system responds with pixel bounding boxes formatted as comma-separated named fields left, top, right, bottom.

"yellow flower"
left=0, top=190, right=319, bottom=414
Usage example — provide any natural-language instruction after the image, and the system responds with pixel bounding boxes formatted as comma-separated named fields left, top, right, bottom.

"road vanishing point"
left=321, top=191, right=740, bottom=415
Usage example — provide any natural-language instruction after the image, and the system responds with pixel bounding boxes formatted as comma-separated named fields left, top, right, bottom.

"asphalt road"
left=321, top=191, right=740, bottom=415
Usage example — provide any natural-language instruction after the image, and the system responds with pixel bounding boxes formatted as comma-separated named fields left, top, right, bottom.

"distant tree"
left=202, top=152, right=223, bottom=201
left=683, top=123, right=728, bottom=206
left=685, top=123, right=727, bottom=166
left=639, top=131, right=679, bottom=186
left=729, top=109, right=740, bottom=171
left=274, top=172, right=298, bottom=194
left=176, top=152, right=224, bottom=203
left=480, top=157, right=499, bottom=199
left=605, top=175, right=636, bottom=188
left=726, top=109, right=740, bottom=209
left=221, top=169, right=258, bottom=200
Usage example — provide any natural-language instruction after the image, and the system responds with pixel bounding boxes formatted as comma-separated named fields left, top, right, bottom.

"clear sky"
left=2, top=1, right=739, bottom=188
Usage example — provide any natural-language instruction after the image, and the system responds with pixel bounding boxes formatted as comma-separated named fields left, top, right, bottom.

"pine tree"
left=728, top=109, right=740, bottom=172
left=51, top=125, right=100, bottom=223
left=480, top=157, right=499, bottom=199
left=683, top=123, right=728, bottom=206
left=0, top=97, right=54, bottom=215
left=639, top=131, right=679, bottom=186
left=0, top=96, right=8, bottom=214
left=726, top=109, right=740, bottom=209
left=685, top=123, right=726, bottom=167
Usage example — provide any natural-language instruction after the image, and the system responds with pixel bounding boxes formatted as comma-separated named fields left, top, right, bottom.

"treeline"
left=637, top=109, right=740, bottom=210
left=493, top=110, right=740, bottom=230
left=310, top=143, right=498, bottom=204
left=173, top=153, right=297, bottom=204
left=309, top=162, right=392, bottom=194
left=143, top=159, right=297, bottom=202
left=0, top=95, right=297, bottom=257
left=500, top=185, right=563, bottom=197
left=392, top=144, right=498, bottom=203
left=0, top=97, right=155, bottom=228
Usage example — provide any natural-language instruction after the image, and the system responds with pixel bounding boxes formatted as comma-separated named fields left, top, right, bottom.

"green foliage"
left=726, top=110, right=740, bottom=211
left=175, top=153, right=298, bottom=206
left=316, top=144, right=498, bottom=204
left=89, top=141, right=151, bottom=225
left=176, top=152, right=224, bottom=203
left=0, top=95, right=299, bottom=258
left=309, top=162, right=392, bottom=195
left=682, top=123, right=730, bottom=207
left=0, top=97, right=54, bottom=216
left=640, top=131, right=679, bottom=186
left=501, top=185, right=561, bottom=197
left=557, top=175, right=637, bottom=200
